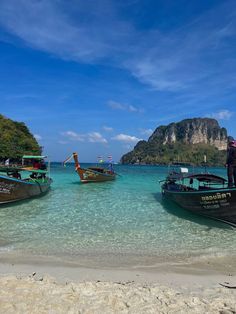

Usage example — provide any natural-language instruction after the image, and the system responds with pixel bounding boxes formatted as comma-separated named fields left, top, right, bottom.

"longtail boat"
left=161, top=163, right=236, bottom=227
left=63, top=152, right=116, bottom=183
left=0, top=155, right=52, bottom=204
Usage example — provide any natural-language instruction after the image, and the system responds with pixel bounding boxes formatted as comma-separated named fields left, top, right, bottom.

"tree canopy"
left=0, top=114, right=41, bottom=159
left=121, top=142, right=226, bottom=166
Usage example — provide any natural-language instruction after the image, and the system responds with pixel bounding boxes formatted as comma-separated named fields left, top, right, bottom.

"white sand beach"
left=0, top=260, right=236, bottom=313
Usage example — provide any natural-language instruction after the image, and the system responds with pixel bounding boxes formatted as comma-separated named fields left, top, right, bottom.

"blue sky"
left=0, top=0, right=235, bottom=162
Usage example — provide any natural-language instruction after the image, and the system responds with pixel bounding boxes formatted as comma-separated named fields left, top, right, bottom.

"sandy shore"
left=0, top=273, right=235, bottom=314
left=0, top=261, right=236, bottom=313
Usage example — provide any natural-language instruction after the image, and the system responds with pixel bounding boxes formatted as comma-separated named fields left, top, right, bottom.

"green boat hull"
left=0, top=175, right=52, bottom=204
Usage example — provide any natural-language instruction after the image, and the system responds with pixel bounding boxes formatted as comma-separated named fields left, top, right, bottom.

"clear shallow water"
left=0, top=164, right=236, bottom=267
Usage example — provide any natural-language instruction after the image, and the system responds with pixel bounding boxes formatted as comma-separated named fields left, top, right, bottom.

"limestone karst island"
left=121, top=118, right=229, bottom=166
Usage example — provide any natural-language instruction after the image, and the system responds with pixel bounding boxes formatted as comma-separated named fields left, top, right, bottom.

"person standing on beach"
left=226, top=139, right=236, bottom=187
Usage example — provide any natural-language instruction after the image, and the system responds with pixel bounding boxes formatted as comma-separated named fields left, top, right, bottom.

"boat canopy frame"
left=21, top=155, right=50, bottom=177
left=22, top=155, right=47, bottom=159
left=167, top=172, right=227, bottom=184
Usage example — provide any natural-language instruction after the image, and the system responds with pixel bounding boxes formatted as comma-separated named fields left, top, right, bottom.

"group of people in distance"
left=226, top=138, right=236, bottom=188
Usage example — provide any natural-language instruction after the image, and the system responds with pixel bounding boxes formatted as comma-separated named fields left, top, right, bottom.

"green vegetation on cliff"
left=121, top=118, right=228, bottom=166
left=121, top=142, right=226, bottom=166
left=0, top=114, right=41, bottom=158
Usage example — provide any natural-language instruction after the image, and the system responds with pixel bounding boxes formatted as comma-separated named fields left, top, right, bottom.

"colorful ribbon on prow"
left=63, top=153, right=80, bottom=169
left=63, top=154, right=73, bottom=167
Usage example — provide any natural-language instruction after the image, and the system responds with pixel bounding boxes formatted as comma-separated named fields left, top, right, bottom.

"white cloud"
left=140, top=128, right=153, bottom=136
left=62, top=131, right=85, bottom=141
left=88, top=132, right=107, bottom=143
left=112, top=133, right=142, bottom=143
left=125, top=5, right=236, bottom=93
left=103, top=126, right=113, bottom=132
left=124, top=144, right=132, bottom=150
left=128, top=105, right=139, bottom=112
left=108, top=100, right=125, bottom=110
left=0, top=0, right=236, bottom=99
left=62, top=130, right=107, bottom=143
left=34, top=134, right=42, bottom=140
left=107, top=100, right=142, bottom=113
left=0, top=0, right=134, bottom=63
left=210, top=110, right=233, bottom=120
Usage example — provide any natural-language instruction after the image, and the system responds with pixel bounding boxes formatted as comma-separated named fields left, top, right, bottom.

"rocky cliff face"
left=149, top=118, right=227, bottom=150
left=121, top=118, right=229, bottom=165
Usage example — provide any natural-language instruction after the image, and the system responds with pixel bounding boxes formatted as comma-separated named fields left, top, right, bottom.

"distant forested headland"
left=121, top=118, right=230, bottom=166
left=0, top=114, right=41, bottom=160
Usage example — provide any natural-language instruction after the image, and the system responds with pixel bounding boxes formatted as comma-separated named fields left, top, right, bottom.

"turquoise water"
left=0, top=164, right=236, bottom=267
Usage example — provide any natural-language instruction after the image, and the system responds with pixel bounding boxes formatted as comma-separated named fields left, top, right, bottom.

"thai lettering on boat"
left=0, top=182, right=15, bottom=194
left=201, top=192, right=231, bottom=202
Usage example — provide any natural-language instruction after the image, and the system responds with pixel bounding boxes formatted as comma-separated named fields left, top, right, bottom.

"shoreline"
left=1, top=249, right=236, bottom=273
left=1, top=251, right=236, bottom=289
left=0, top=260, right=236, bottom=288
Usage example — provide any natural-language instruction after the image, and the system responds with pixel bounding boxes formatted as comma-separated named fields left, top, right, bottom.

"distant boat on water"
left=161, top=162, right=236, bottom=227
left=63, top=152, right=116, bottom=183
left=0, top=155, right=52, bottom=204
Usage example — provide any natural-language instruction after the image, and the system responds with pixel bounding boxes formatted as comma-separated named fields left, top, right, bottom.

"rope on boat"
left=34, top=180, right=43, bottom=194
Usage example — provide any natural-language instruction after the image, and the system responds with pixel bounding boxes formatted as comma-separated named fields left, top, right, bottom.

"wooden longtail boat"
left=161, top=163, right=236, bottom=227
left=0, top=155, right=52, bottom=204
left=64, top=152, right=116, bottom=183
